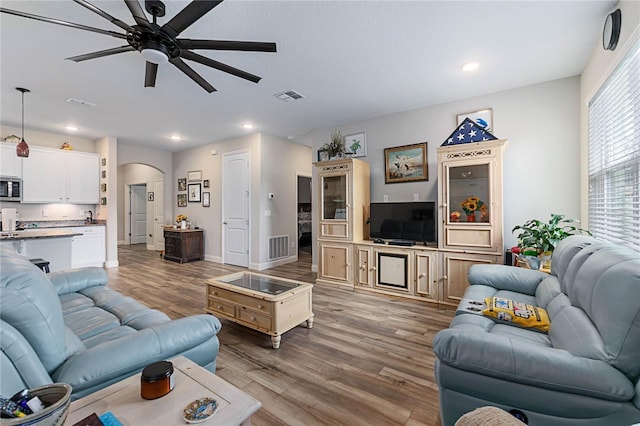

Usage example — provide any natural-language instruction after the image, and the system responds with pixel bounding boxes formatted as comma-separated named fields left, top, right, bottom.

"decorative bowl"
left=2, top=384, right=72, bottom=426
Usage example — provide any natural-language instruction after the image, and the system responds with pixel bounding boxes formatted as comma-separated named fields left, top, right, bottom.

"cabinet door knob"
left=371, top=267, right=377, bottom=271
left=257, top=304, right=263, bottom=309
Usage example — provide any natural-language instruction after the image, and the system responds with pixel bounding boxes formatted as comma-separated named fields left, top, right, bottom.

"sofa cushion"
left=0, top=247, right=67, bottom=373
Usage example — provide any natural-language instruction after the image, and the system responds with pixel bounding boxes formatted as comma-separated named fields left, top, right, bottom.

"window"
left=588, top=38, right=640, bottom=252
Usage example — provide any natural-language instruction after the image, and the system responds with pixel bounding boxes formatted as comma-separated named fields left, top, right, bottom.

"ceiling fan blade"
left=178, top=39, right=277, bottom=52
left=0, top=7, right=127, bottom=39
left=181, top=50, right=261, bottom=83
left=169, top=57, right=216, bottom=93
left=145, top=62, right=158, bottom=87
left=162, top=1, right=223, bottom=38
left=124, top=0, right=152, bottom=29
left=72, top=0, right=135, bottom=32
left=66, top=45, right=135, bottom=62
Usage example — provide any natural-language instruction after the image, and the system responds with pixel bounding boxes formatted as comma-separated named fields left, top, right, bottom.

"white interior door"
left=223, top=151, right=249, bottom=267
left=131, top=184, right=147, bottom=244
left=153, top=179, right=165, bottom=250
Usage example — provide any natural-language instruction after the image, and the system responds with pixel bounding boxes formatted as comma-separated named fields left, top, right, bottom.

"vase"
left=466, top=213, right=476, bottom=222
left=181, top=220, right=187, bottom=229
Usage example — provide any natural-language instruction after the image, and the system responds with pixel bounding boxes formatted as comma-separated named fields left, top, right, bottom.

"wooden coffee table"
left=205, top=272, right=313, bottom=349
left=67, top=356, right=261, bottom=425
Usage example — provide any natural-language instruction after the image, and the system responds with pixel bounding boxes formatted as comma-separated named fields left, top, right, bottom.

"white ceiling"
left=0, top=0, right=615, bottom=152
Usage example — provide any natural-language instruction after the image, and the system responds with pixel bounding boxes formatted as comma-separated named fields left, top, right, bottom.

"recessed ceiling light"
left=170, top=135, right=181, bottom=141
left=65, top=125, right=78, bottom=131
left=462, top=62, right=479, bottom=72
left=242, top=123, right=254, bottom=129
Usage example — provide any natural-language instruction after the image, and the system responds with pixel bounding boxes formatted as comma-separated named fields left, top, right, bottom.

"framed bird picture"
left=384, top=142, right=428, bottom=184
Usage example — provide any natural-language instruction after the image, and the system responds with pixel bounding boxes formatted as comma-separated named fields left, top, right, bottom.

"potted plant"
left=319, top=129, right=346, bottom=159
left=512, top=213, right=591, bottom=268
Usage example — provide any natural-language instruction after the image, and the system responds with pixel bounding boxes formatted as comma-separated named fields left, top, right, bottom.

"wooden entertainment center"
left=315, top=139, right=508, bottom=309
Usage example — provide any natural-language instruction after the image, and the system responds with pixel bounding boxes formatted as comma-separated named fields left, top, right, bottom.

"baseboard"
left=117, top=240, right=126, bottom=245
left=311, top=264, right=317, bottom=273
left=255, top=255, right=298, bottom=271
left=104, top=260, right=119, bottom=268
left=205, top=254, right=222, bottom=263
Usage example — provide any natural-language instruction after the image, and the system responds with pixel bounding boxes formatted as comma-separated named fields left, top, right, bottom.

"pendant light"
left=16, top=87, right=30, bottom=158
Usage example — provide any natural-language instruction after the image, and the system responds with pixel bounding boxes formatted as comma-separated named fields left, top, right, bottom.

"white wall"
left=172, top=132, right=312, bottom=268
left=258, top=133, right=313, bottom=266
left=308, top=76, right=581, bottom=267
left=580, top=1, right=640, bottom=224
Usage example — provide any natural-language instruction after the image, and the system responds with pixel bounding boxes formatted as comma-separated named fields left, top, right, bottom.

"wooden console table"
left=163, top=228, right=204, bottom=263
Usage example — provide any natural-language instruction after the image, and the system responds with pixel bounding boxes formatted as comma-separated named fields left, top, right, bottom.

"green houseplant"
left=512, top=213, right=591, bottom=255
left=319, top=129, right=346, bottom=159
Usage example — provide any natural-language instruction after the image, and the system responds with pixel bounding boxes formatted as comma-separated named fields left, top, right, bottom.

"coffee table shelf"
left=205, top=272, right=313, bottom=349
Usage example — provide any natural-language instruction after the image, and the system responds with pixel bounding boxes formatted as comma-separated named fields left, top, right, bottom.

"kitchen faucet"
left=87, top=210, right=93, bottom=223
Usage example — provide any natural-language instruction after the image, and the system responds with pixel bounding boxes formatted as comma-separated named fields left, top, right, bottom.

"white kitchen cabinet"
left=66, top=152, right=100, bottom=204
left=22, top=147, right=65, bottom=203
left=0, top=142, right=22, bottom=177
left=70, top=226, right=106, bottom=268
left=22, top=146, right=99, bottom=204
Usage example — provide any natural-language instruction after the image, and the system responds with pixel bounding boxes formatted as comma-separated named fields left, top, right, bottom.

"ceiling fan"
left=0, top=0, right=277, bottom=93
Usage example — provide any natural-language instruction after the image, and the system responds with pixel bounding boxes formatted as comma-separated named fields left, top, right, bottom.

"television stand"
left=387, top=239, right=414, bottom=246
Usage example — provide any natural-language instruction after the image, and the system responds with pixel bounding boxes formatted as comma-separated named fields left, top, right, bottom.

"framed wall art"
left=177, top=193, right=187, bottom=207
left=188, top=170, right=202, bottom=182
left=202, top=192, right=210, bottom=207
left=384, top=142, right=428, bottom=184
left=345, top=132, right=367, bottom=157
left=203, top=179, right=210, bottom=188
left=178, top=178, right=186, bottom=191
left=317, top=150, right=329, bottom=162
left=147, top=192, right=154, bottom=202
left=188, top=183, right=201, bottom=202
left=456, top=108, right=493, bottom=132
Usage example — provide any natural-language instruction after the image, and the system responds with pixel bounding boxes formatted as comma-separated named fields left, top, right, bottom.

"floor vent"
left=268, top=235, right=289, bottom=260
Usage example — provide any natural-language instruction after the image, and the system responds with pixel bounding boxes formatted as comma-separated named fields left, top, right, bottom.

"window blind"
left=588, top=38, right=640, bottom=252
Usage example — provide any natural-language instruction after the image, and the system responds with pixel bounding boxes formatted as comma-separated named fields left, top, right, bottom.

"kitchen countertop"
left=0, top=229, right=83, bottom=240
left=0, top=220, right=105, bottom=240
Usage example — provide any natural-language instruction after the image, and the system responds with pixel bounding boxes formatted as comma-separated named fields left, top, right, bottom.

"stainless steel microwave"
left=0, top=177, right=22, bottom=202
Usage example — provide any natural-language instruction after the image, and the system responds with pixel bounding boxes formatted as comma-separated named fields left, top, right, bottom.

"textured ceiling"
left=0, top=0, right=615, bottom=151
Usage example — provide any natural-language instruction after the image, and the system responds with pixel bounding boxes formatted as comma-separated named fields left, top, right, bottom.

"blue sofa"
left=0, top=247, right=222, bottom=399
left=433, top=236, right=640, bottom=425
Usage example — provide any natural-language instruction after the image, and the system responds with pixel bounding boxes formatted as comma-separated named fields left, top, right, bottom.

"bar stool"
left=29, top=258, right=50, bottom=273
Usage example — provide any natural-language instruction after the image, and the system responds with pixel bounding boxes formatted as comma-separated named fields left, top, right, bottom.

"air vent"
left=274, top=90, right=305, bottom=102
left=66, top=97, right=97, bottom=107
left=268, top=235, right=289, bottom=260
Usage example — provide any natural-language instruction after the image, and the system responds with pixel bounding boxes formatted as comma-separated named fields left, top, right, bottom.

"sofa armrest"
left=433, top=327, right=634, bottom=401
left=48, top=267, right=108, bottom=295
left=51, top=315, right=222, bottom=393
left=468, top=264, right=549, bottom=296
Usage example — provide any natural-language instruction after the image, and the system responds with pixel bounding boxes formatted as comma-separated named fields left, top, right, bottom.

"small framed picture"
left=178, top=178, right=186, bottom=191
left=188, top=183, right=201, bottom=202
left=177, top=193, right=187, bottom=207
left=101, top=183, right=107, bottom=192
left=188, top=170, right=202, bottom=182
left=101, top=170, right=106, bottom=179
left=317, top=150, right=329, bottom=162
left=456, top=108, right=493, bottom=132
left=101, top=158, right=106, bottom=167
left=100, top=197, right=107, bottom=205
left=344, top=132, right=367, bottom=157
left=147, top=192, right=154, bottom=202
left=202, top=191, right=210, bottom=207
left=203, top=179, right=210, bottom=188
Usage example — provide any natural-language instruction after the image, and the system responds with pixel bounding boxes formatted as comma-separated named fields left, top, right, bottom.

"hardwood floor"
left=107, top=244, right=454, bottom=426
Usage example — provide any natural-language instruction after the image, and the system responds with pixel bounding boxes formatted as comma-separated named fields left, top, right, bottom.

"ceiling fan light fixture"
left=141, top=48, right=169, bottom=64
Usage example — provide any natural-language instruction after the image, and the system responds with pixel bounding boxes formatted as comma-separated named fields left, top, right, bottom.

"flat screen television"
left=369, top=202, right=437, bottom=244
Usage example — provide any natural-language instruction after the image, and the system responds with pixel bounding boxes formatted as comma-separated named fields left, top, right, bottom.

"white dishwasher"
left=70, top=226, right=106, bottom=268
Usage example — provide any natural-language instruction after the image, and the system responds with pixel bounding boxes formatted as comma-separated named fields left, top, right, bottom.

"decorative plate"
left=183, top=397, right=218, bottom=423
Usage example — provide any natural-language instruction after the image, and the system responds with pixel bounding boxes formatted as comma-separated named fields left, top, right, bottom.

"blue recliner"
left=1, top=246, right=222, bottom=399
left=433, top=236, right=640, bottom=425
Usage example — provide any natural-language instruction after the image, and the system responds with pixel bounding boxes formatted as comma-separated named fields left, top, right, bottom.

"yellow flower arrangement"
left=461, top=196, right=485, bottom=215
left=176, top=214, right=188, bottom=223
